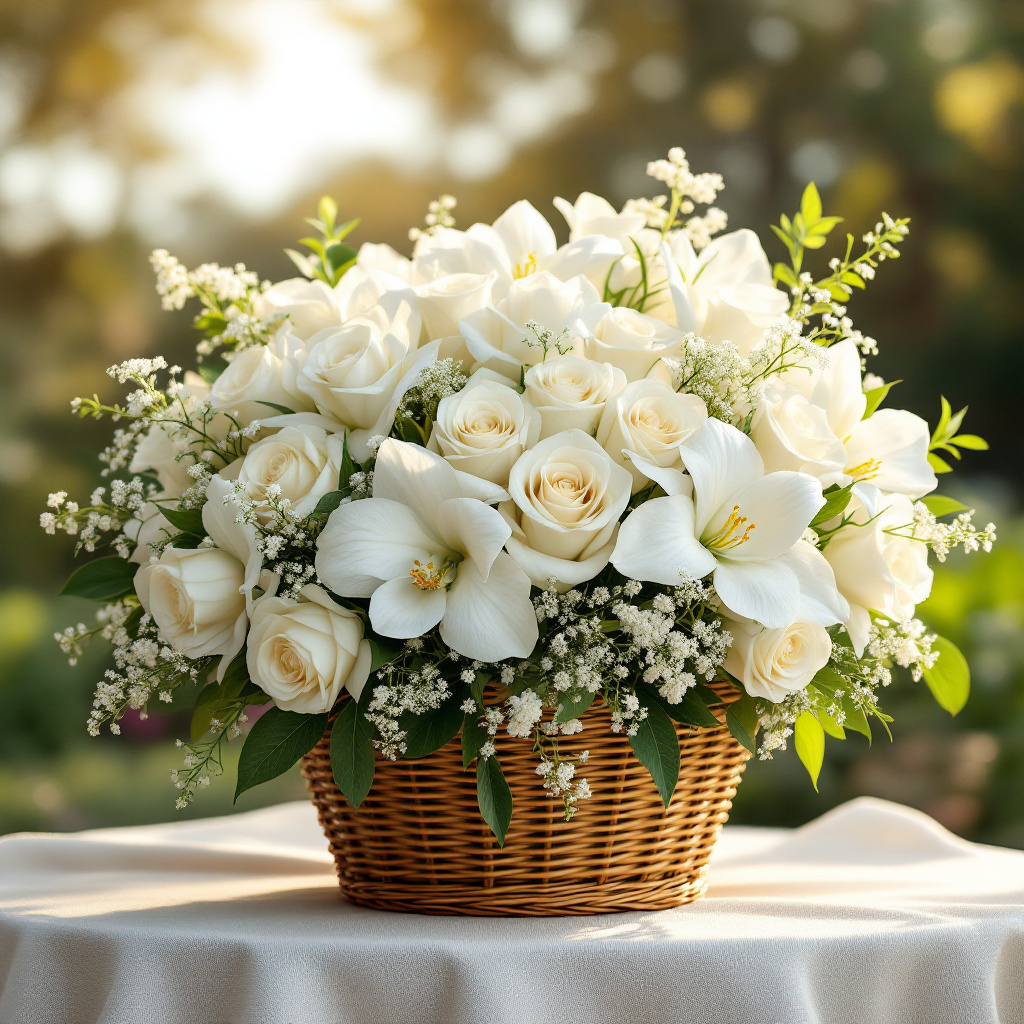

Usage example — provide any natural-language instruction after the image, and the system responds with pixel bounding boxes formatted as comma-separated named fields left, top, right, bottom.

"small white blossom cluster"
left=663, top=336, right=749, bottom=422
left=910, top=504, right=997, bottom=562
left=409, top=194, right=457, bottom=242
left=535, top=746, right=592, bottom=821
left=866, top=616, right=938, bottom=684
left=149, top=250, right=259, bottom=311
left=366, top=656, right=453, bottom=759
left=645, top=147, right=727, bottom=248
left=395, top=358, right=468, bottom=423
left=506, top=689, right=544, bottom=738
left=40, top=480, right=148, bottom=554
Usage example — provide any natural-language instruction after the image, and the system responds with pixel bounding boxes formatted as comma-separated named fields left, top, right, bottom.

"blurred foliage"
left=0, top=0, right=1021, bottom=840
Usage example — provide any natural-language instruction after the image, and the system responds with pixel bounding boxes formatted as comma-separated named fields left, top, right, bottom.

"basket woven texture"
left=301, top=683, right=750, bottom=916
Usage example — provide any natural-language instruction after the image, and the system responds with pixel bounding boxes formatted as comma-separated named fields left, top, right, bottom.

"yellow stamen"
left=704, top=504, right=757, bottom=551
left=409, top=559, right=451, bottom=591
left=846, top=457, right=882, bottom=481
left=513, top=252, right=538, bottom=279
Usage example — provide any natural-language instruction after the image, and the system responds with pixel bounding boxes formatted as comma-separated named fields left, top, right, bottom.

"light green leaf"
left=811, top=483, right=854, bottom=528
left=794, top=712, right=825, bottom=791
left=922, top=635, right=971, bottom=715
left=923, top=495, right=968, bottom=517
left=950, top=433, right=988, bottom=451
left=862, top=379, right=901, bottom=419
left=800, top=182, right=822, bottom=225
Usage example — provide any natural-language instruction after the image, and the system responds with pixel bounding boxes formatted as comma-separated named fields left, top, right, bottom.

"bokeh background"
left=1, top=0, right=1022, bottom=842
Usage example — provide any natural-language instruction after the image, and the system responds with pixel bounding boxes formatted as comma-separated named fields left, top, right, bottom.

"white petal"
left=491, top=199, right=557, bottom=267
left=435, top=497, right=511, bottom=580
left=371, top=437, right=461, bottom=517
left=610, top=495, right=717, bottom=586
left=678, top=417, right=764, bottom=536
left=370, top=576, right=447, bottom=639
left=812, top=338, right=866, bottom=440
left=505, top=531, right=616, bottom=591
left=659, top=238, right=697, bottom=333
left=315, top=497, right=437, bottom=598
left=775, top=541, right=850, bottom=626
left=709, top=471, right=823, bottom=562
left=542, top=235, right=622, bottom=282
left=623, top=450, right=693, bottom=497
left=454, top=469, right=509, bottom=505
left=845, top=409, right=937, bottom=498
left=846, top=605, right=872, bottom=656
left=440, top=552, right=538, bottom=661
left=713, top=558, right=800, bottom=629
left=344, top=639, right=374, bottom=702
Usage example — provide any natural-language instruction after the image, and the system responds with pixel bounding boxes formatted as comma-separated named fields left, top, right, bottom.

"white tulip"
left=612, top=417, right=848, bottom=629
left=316, top=439, right=537, bottom=662
left=415, top=271, right=498, bottom=340
left=668, top=229, right=789, bottom=354
left=596, top=378, right=708, bottom=491
left=501, top=429, right=633, bottom=589
left=524, top=355, right=626, bottom=439
left=724, top=616, right=832, bottom=703
left=247, top=585, right=372, bottom=712
left=459, top=271, right=600, bottom=380
left=582, top=306, right=686, bottom=381
left=210, top=335, right=314, bottom=425
left=227, top=424, right=346, bottom=523
left=429, top=372, right=541, bottom=486
left=135, top=546, right=247, bottom=662
left=824, top=486, right=934, bottom=654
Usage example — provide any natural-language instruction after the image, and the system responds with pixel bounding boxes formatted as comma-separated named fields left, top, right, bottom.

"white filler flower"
left=315, top=438, right=538, bottom=662
left=611, top=417, right=848, bottom=628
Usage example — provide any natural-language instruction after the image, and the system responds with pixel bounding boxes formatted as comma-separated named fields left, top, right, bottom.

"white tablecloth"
left=1, top=796, right=1022, bottom=1024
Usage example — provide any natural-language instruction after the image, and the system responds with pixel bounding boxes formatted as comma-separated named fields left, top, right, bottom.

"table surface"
left=1, top=795, right=1022, bottom=1024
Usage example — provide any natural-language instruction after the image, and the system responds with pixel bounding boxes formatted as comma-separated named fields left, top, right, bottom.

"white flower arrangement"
left=44, top=150, right=997, bottom=843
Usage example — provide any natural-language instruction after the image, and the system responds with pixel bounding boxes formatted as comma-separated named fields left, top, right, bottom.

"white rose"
left=501, top=429, right=632, bottom=589
left=824, top=488, right=934, bottom=654
left=750, top=383, right=846, bottom=483
left=254, top=278, right=344, bottom=340
left=247, top=584, right=372, bottom=712
left=227, top=425, right=345, bottom=523
left=211, top=336, right=313, bottom=425
left=429, top=372, right=540, bottom=486
left=523, top=355, right=626, bottom=439
left=596, top=379, right=708, bottom=491
left=583, top=306, right=685, bottom=381
left=294, top=297, right=420, bottom=431
left=724, top=617, right=832, bottom=703
left=134, top=546, right=247, bottom=660
left=415, top=272, right=497, bottom=341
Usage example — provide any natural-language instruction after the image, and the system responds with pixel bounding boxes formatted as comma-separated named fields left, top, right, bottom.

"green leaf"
left=923, top=494, right=968, bottom=518
left=284, top=248, right=316, bottom=279
left=197, top=362, right=226, bottom=385
left=338, top=433, right=356, bottom=490
left=368, top=635, right=403, bottom=673
left=928, top=452, right=953, bottom=474
left=817, top=707, right=846, bottom=740
left=862, top=379, right=901, bottom=419
left=949, top=433, right=988, bottom=451
left=800, top=182, right=822, bottom=225
left=794, top=712, right=825, bottom=791
left=694, top=682, right=724, bottom=706
left=318, top=195, right=338, bottom=231
left=844, top=705, right=872, bottom=742
left=254, top=400, right=296, bottom=415
left=191, top=653, right=266, bottom=741
left=325, top=242, right=357, bottom=272
left=638, top=682, right=719, bottom=729
left=160, top=507, right=205, bottom=536
left=461, top=714, right=488, bottom=769
left=470, top=671, right=488, bottom=709
left=476, top=756, right=513, bottom=846
left=60, top=556, right=137, bottom=601
left=400, top=699, right=464, bottom=758
left=811, top=483, right=854, bottom=528
left=554, top=690, right=596, bottom=724
left=628, top=699, right=681, bottom=807
left=235, top=707, right=328, bottom=801
left=922, top=635, right=971, bottom=715
left=333, top=217, right=361, bottom=242
left=725, top=689, right=759, bottom=755
left=313, top=490, right=344, bottom=516
left=330, top=700, right=376, bottom=807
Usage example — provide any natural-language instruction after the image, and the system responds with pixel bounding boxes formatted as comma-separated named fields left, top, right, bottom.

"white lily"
left=315, top=439, right=538, bottom=662
left=611, top=417, right=848, bottom=628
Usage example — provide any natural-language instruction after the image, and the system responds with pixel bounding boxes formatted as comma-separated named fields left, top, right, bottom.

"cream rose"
left=253, top=278, right=344, bottom=340
left=751, top=383, right=846, bottom=482
left=429, top=372, right=540, bottom=486
left=210, top=335, right=313, bottom=425
left=596, top=379, right=708, bottom=491
left=246, top=584, right=372, bottom=712
left=415, top=272, right=497, bottom=341
left=227, top=424, right=345, bottom=523
left=501, top=429, right=632, bottom=589
left=134, top=546, right=247, bottom=660
left=294, top=300, right=419, bottom=432
left=824, top=489, right=934, bottom=654
left=523, top=355, right=626, bottom=439
left=583, top=306, right=685, bottom=381
left=724, top=617, right=832, bottom=703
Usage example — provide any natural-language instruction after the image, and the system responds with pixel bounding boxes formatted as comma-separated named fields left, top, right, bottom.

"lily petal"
left=315, top=497, right=437, bottom=598
left=678, top=418, right=764, bottom=536
left=441, top=552, right=538, bottom=661
left=623, top=450, right=694, bottom=498
left=775, top=540, right=850, bottom=626
left=713, top=558, right=801, bottom=629
left=371, top=438, right=461, bottom=525
left=435, top=497, right=511, bottom=581
left=369, top=576, right=447, bottom=639
left=845, top=409, right=937, bottom=499
left=610, top=495, right=717, bottom=586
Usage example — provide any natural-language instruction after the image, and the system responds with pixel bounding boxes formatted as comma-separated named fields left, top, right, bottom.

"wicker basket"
left=301, top=684, right=750, bottom=916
